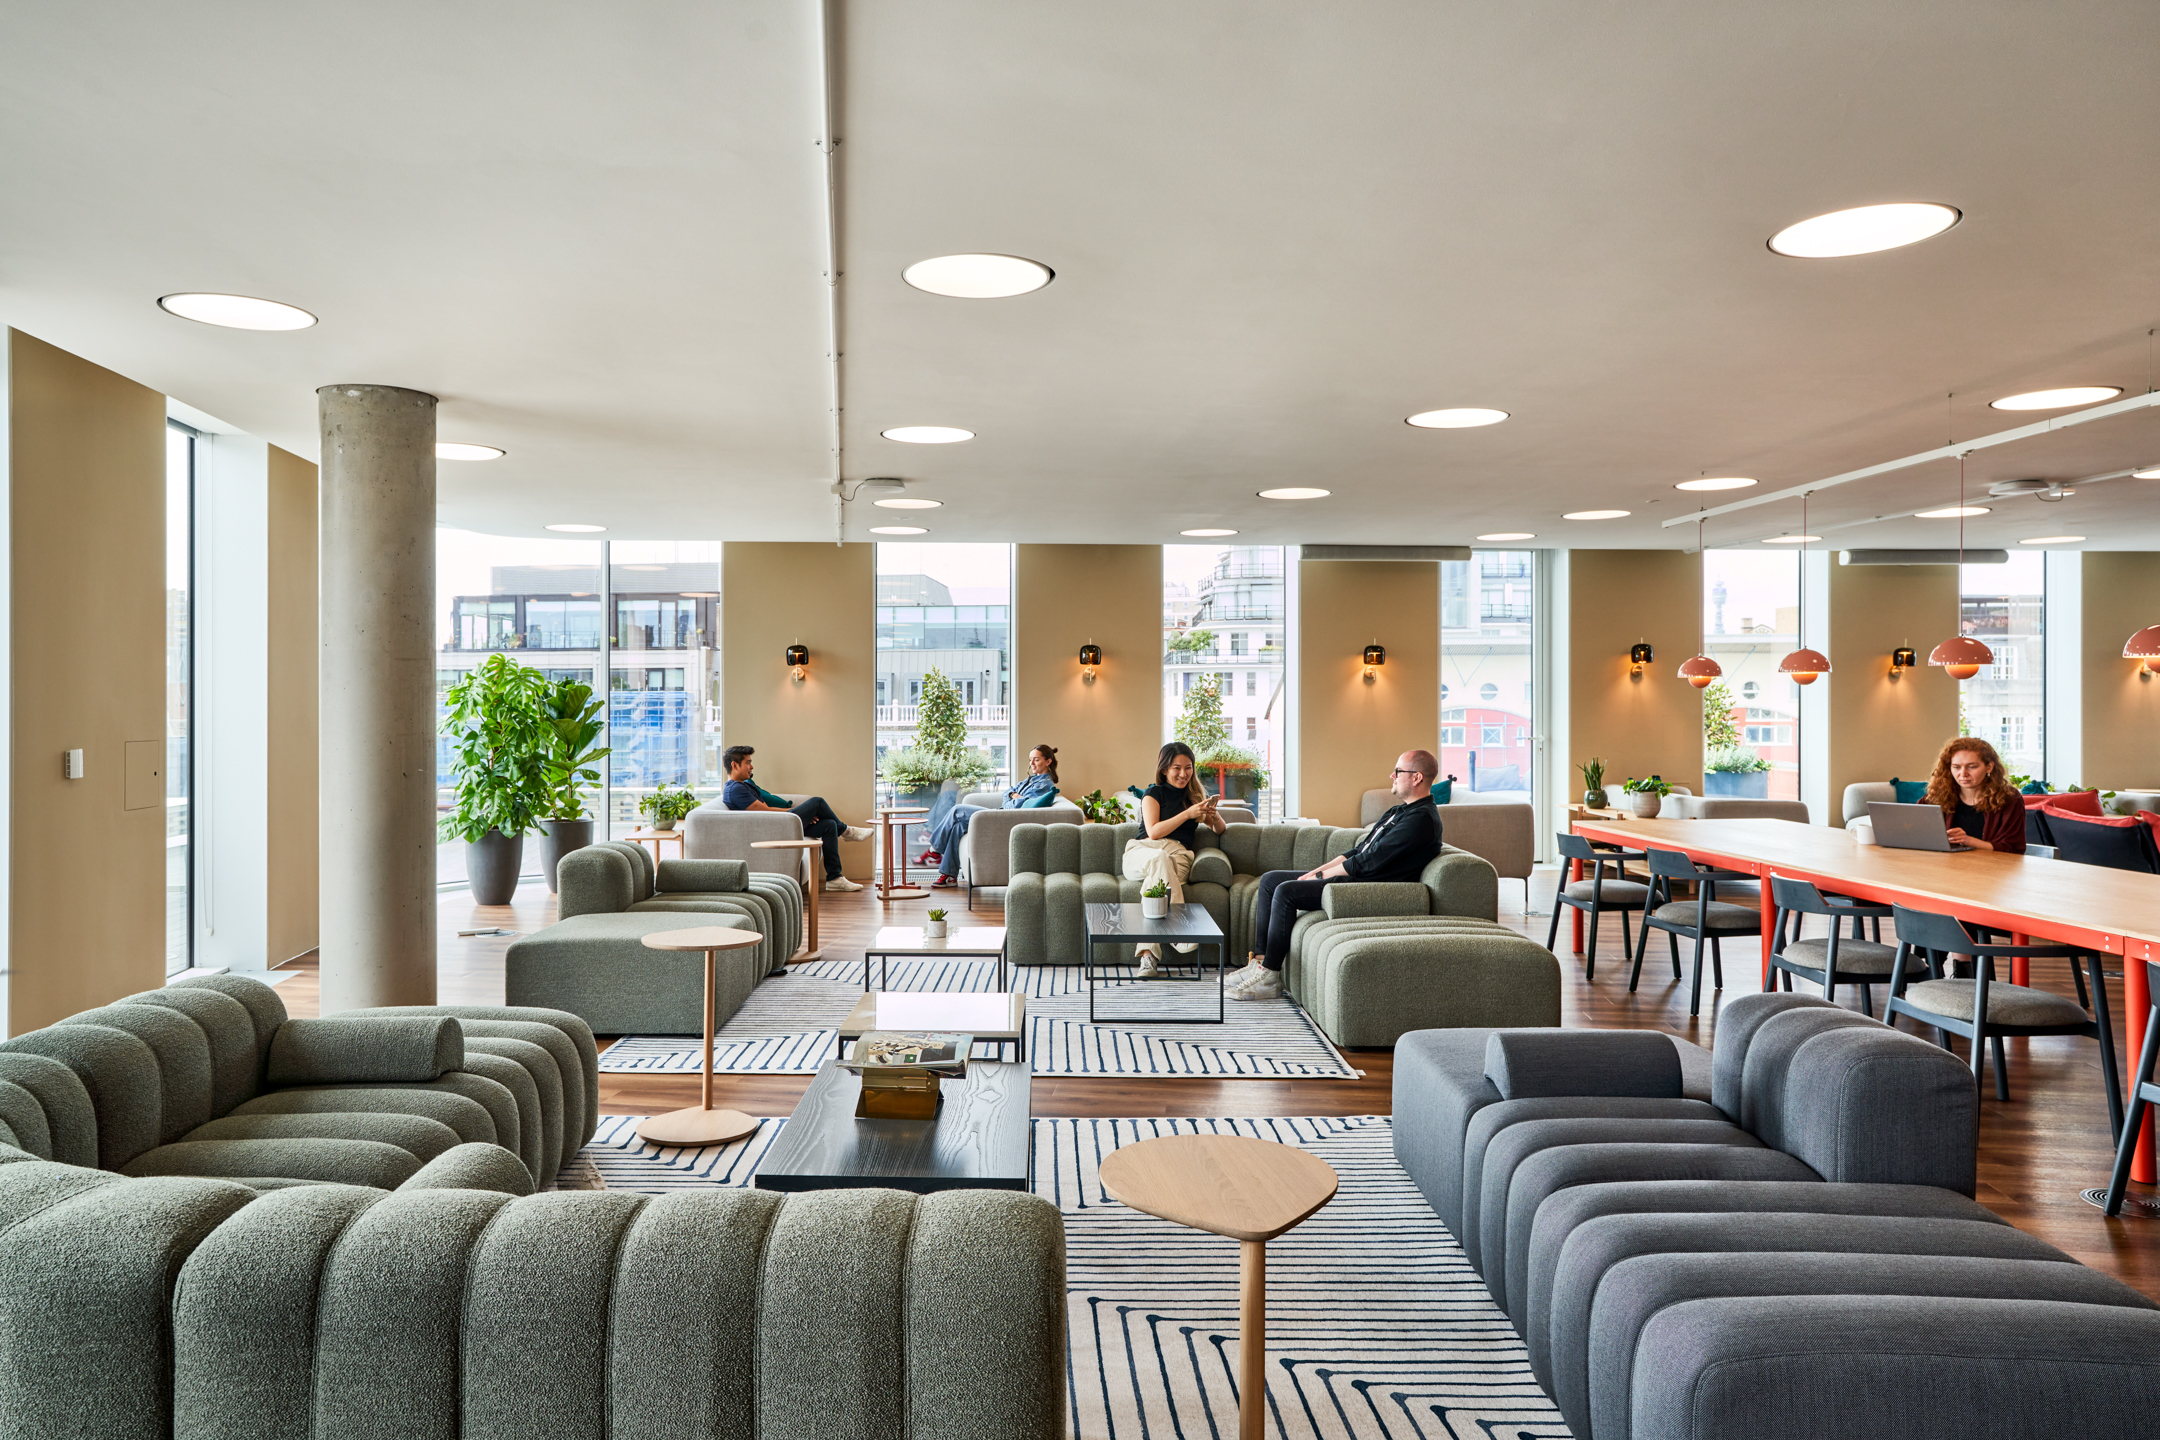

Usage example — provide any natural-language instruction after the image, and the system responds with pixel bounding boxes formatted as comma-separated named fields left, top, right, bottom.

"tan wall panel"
left=2080, top=552, right=2160, bottom=789
left=1567, top=550, right=1704, bottom=795
left=265, top=445, right=319, bottom=963
left=1825, top=560, right=1960, bottom=803
left=1014, top=544, right=1162, bottom=803
left=8, top=330, right=166, bottom=1032
left=1298, top=559, right=1439, bottom=827
left=721, top=542, right=875, bottom=880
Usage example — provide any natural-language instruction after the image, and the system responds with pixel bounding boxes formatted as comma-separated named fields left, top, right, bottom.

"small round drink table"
left=635, top=926, right=765, bottom=1148
left=1097, top=1133, right=1337, bottom=1440
left=625, top=826, right=686, bottom=868
left=751, top=837, right=825, bottom=960
left=877, top=807, right=930, bottom=903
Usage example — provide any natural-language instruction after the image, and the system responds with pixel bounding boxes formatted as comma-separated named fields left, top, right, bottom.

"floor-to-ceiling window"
left=1163, top=544, right=1288, bottom=820
left=875, top=544, right=1012, bottom=813
left=1961, top=553, right=2046, bottom=781
left=608, top=542, right=722, bottom=828
left=164, top=423, right=193, bottom=972
left=1701, top=549, right=1801, bottom=801
left=1441, top=550, right=1535, bottom=802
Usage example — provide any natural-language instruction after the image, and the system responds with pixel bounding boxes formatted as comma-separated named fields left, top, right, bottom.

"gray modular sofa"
left=1393, top=994, right=2160, bottom=1440
left=951, top=786, right=1082, bottom=905
left=0, top=1170, right=1067, bottom=1440
left=0, top=973, right=596, bottom=1193
left=506, top=843, right=801, bottom=1035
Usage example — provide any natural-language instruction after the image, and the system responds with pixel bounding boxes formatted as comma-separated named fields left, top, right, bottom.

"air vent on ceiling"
left=1838, top=549, right=2009, bottom=566
left=1301, top=544, right=1473, bottom=561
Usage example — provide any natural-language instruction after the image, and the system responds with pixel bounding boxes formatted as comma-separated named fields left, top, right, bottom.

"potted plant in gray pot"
left=1579, top=756, right=1609, bottom=809
left=1619, top=775, right=1670, bottom=819
left=537, top=676, right=611, bottom=894
left=438, top=653, right=552, bottom=906
left=1704, top=745, right=1772, bottom=798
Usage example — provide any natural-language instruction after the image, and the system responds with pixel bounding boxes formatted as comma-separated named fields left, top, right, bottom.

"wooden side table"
left=635, top=926, right=766, bottom=1148
left=750, top=837, right=825, bottom=961
left=1098, top=1133, right=1337, bottom=1440
left=877, top=807, right=930, bottom=903
left=625, top=826, right=686, bottom=869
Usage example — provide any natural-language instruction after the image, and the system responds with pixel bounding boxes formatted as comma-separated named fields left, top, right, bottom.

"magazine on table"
left=842, top=1030, right=973, bottom=1079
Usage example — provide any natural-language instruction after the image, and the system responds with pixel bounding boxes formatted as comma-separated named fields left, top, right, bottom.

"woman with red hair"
left=1924, top=735, right=2026, bottom=854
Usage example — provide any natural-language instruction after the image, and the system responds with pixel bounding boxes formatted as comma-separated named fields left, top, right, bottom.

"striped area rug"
left=563, top=1115, right=1567, bottom=1439
left=596, top=957, right=1357, bottom=1079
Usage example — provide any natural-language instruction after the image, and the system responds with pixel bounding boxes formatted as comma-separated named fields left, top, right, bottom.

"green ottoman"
left=506, top=912, right=761, bottom=1036
left=1288, top=916, right=1561, bottom=1047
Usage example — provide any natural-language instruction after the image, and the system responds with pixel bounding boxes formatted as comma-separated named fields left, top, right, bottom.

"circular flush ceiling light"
left=1916, top=506, right=1990, bottom=519
left=1563, top=509, right=1630, bottom=520
left=881, top=426, right=974, bottom=444
left=1258, top=487, right=1330, bottom=500
left=1407, top=408, right=1509, bottom=428
left=870, top=525, right=928, bottom=535
left=1761, top=534, right=1821, bottom=543
left=2133, top=465, right=2160, bottom=479
left=1676, top=477, right=1756, bottom=492
left=1181, top=528, right=1239, bottom=537
left=902, top=254, right=1053, bottom=298
left=436, top=442, right=504, bottom=461
left=1477, top=532, right=1535, bottom=541
left=1767, top=203, right=1960, bottom=258
left=157, top=292, right=317, bottom=330
left=874, top=497, right=942, bottom=509
left=2020, top=535, right=2085, bottom=545
left=545, top=523, right=606, bottom=533
left=1990, top=386, right=2122, bottom=411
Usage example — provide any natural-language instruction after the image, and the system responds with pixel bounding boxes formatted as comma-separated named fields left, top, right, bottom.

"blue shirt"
left=1002, top=774, right=1057, bottom=809
left=723, top=779, right=789, bottom=811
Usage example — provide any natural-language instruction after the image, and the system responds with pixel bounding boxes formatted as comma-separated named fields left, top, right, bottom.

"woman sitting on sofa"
left=1124, top=741, right=1229, bottom=977
left=1927, top=734, right=2026, bottom=854
left=924, top=743, right=1062, bottom=889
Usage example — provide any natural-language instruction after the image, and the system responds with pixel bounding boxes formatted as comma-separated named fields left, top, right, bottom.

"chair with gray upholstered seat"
left=1766, top=874, right=1898, bottom=1014
left=1629, top=847, right=1760, bottom=1015
left=1546, top=832, right=1649, bottom=978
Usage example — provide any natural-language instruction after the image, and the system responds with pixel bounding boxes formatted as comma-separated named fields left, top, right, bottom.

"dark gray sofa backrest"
left=1748, top=1009, right=1979, bottom=1192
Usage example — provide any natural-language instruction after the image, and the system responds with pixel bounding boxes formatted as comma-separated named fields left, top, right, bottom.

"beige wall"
left=1566, top=550, right=1704, bottom=794
left=7, top=330, right=166, bottom=1032
left=1298, top=559, right=1439, bottom=826
left=722, top=542, right=875, bottom=880
left=1014, top=545, right=1161, bottom=803
left=266, top=445, right=319, bottom=963
left=1824, top=560, right=1960, bottom=804
left=2080, top=552, right=2160, bottom=789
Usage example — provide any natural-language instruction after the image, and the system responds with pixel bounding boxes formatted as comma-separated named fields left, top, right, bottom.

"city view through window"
left=1702, top=550, right=1801, bottom=801
left=1961, top=552, right=2045, bottom=782
left=1163, top=545, right=1287, bottom=821
left=875, top=544, right=1012, bottom=817
left=1441, top=551, right=1535, bottom=803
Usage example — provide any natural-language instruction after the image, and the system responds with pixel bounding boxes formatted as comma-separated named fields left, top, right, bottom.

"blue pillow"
left=1019, top=787, right=1059, bottom=809
left=1889, top=777, right=1929, bottom=805
left=1433, top=779, right=1452, bottom=805
left=2019, top=780, right=2051, bottom=796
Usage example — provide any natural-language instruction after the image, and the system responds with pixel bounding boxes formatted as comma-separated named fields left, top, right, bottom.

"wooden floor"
left=269, top=867, right=2160, bottom=1299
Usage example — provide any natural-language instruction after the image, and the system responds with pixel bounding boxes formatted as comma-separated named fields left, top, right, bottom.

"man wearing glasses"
left=1228, top=749, right=1443, bottom=1001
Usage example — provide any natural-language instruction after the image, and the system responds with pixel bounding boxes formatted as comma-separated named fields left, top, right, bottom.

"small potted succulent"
left=638, top=782, right=700, bottom=832
left=1579, top=756, right=1609, bottom=809
left=1140, top=879, right=1171, bottom=919
left=1620, top=775, right=1670, bottom=819
left=923, top=907, right=949, bottom=940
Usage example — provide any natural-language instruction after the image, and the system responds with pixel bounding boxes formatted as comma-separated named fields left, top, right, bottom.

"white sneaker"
left=842, top=825, right=874, bottom=842
left=1232, top=971, right=1284, bottom=1001
left=823, top=876, right=863, bottom=892
left=1224, top=961, right=1269, bottom=990
left=1135, top=949, right=1163, bottom=979
left=1170, top=942, right=1198, bottom=954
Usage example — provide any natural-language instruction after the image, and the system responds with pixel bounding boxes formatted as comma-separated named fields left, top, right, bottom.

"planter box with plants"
left=1174, top=673, right=1270, bottom=806
left=1704, top=744, right=1772, bottom=798
left=878, top=666, right=995, bottom=808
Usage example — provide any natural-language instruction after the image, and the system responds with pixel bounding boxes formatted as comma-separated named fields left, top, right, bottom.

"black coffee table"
left=1083, top=901, right=1227, bottom=1024
left=752, top=1059, right=1031, bottom=1193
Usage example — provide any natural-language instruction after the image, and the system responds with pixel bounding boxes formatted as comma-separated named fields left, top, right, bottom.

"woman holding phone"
left=1122, top=741, right=1228, bottom=977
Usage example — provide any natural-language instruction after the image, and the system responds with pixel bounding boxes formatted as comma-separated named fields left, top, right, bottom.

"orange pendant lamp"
left=2124, top=623, right=2160, bottom=674
left=1777, top=492, right=1831, bottom=685
left=1678, top=513, right=1723, bottom=687
left=1929, top=452, right=1993, bottom=681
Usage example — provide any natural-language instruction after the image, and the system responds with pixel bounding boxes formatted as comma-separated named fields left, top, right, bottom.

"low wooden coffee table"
left=753, top=1058, right=1032, bottom=1193
left=634, top=925, right=765, bottom=1148
left=836, top=989, right=1026, bottom=1062
left=1098, top=1134, right=1338, bottom=1440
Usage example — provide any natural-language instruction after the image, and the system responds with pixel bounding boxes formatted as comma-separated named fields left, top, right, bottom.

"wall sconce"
left=1078, top=642, right=1102, bottom=681
left=1889, top=644, right=1917, bottom=682
left=1628, top=641, right=1654, bottom=680
left=785, top=642, right=809, bottom=682
left=1363, top=643, right=1386, bottom=680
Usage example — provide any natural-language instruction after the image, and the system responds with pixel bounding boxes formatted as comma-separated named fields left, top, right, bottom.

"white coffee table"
left=836, top=989, right=1027, bottom=1062
left=861, top=924, right=1009, bottom=992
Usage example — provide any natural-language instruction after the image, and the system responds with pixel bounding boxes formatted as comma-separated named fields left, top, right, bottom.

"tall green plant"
left=879, top=666, right=995, bottom=789
left=1701, top=680, right=1742, bottom=752
left=539, top=677, right=612, bottom=820
left=438, top=654, right=553, bottom=842
left=914, top=667, right=971, bottom=757
left=1175, top=674, right=1232, bottom=756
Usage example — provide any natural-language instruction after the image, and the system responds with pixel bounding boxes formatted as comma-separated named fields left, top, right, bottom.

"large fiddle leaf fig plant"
left=539, top=677, right=611, bottom=820
left=438, top=653, right=554, bottom=843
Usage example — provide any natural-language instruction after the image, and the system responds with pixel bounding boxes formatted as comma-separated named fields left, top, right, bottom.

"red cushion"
left=2047, top=808, right=2138, bottom=829
left=2023, top=794, right=2051, bottom=809
left=2139, top=811, right=2160, bottom=849
left=2042, top=789, right=2105, bottom=817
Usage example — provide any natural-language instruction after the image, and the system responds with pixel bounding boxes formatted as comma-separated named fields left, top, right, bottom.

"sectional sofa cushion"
left=1, top=1023, right=164, bottom=1169
left=179, top=1111, right=465, bottom=1164
left=265, top=1016, right=464, bottom=1087
left=506, top=911, right=765, bottom=1037
left=1485, top=1029, right=1682, bottom=1101
left=121, top=1137, right=425, bottom=1189
left=0, top=1053, right=95, bottom=1167
left=226, top=1085, right=501, bottom=1147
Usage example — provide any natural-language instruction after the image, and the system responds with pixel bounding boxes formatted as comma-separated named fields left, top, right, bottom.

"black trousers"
left=1253, top=869, right=1337, bottom=969
left=790, top=796, right=845, bottom=878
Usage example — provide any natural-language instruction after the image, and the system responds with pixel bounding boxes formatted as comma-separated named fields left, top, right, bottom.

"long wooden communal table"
left=1573, top=815, right=2160, bottom=1183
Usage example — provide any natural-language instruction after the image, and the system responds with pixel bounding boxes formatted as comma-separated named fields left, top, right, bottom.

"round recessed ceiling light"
left=1258, top=487, right=1330, bottom=500
left=1476, top=532, right=1535, bottom=541
left=157, top=292, right=318, bottom=330
left=881, top=426, right=974, bottom=444
left=436, top=442, right=505, bottom=461
left=1180, top=528, right=1239, bottom=537
left=1915, top=506, right=1990, bottom=518
left=1767, top=203, right=1961, bottom=258
left=545, top=523, right=606, bottom=533
left=2133, top=465, right=2160, bottom=479
left=1676, top=476, right=1757, bottom=492
left=1761, top=534, right=1821, bottom=544
left=1563, top=510, right=1630, bottom=520
left=1407, top=408, right=1509, bottom=428
left=1989, top=386, right=2123, bottom=411
left=2020, top=536, right=2085, bottom=545
left=902, top=254, right=1054, bottom=298
left=873, top=497, right=942, bottom=509
left=870, top=526, right=928, bottom=536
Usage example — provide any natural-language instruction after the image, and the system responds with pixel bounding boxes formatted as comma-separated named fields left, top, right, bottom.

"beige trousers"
left=1122, top=839, right=1196, bottom=958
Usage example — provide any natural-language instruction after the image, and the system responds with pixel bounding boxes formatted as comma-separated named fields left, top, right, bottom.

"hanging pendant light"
left=1929, top=451, right=1994, bottom=680
left=2123, top=623, right=2160, bottom=674
left=1778, top=492, right=1832, bottom=684
left=1679, top=511, right=1723, bottom=686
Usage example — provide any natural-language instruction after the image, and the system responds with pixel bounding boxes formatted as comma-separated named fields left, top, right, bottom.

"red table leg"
left=1569, top=855, right=1584, bottom=953
left=2008, top=932, right=2030, bottom=988
left=1759, top=867, right=1776, bottom=990
left=2128, top=952, right=2155, bottom=1185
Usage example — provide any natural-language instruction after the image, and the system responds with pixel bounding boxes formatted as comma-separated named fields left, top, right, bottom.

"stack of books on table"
left=842, top=1031, right=973, bottom=1119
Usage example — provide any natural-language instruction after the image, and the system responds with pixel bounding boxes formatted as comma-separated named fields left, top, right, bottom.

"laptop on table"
left=1868, top=801, right=1973, bottom=852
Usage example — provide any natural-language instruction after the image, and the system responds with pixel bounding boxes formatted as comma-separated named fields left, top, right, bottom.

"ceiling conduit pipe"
left=816, top=0, right=848, bottom=545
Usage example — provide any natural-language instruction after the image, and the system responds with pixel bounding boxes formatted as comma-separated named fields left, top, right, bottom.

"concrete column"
left=318, top=385, right=437, bottom=1011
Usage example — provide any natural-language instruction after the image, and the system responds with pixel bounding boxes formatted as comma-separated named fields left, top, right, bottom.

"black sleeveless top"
left=1142, top=783, right=1200, bottom=849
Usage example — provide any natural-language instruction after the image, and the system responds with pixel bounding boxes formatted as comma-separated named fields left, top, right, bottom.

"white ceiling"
left=4, top=1, right=2158, bottom=550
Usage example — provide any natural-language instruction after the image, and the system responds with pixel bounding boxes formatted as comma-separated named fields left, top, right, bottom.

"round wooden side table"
left=635, top=925, right=766, bottom=1148
left=877, top=806, right=930, bottom=903
left=750, top=837, right=825, bottom=961
left=1098, top=1133, right=1338, bottom=1440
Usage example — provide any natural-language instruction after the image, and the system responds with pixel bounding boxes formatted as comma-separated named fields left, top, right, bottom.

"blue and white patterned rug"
left=559, top=1115, right=1566, bottom=1439
left=596, top=957, right=1358, bottom=1079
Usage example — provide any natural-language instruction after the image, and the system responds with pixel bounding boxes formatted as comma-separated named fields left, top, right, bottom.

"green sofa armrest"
left=1322, top=882, right=1432, bottom=919
left=1423, top=847, right=1500, bottom=921
left=656, top=858, right=748, bottom=893
left=265, top=1016, right=464, bottom=1087
left=1188, top=850, right=1234, bottom=887
left=396, top=1140, right=536, bottom=1195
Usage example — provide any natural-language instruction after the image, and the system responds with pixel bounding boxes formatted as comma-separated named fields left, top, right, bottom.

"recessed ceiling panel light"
left=881, top=426, right=974, bottom=444
left=2020, top=536, right=2085, bottom=545
left=1180, top=528, right=1239, bottom=537
left=1407, top=408, right=1509, bottom=428
left=1767, top=203, right=1960, bottom=258
left=545, top=523, right=606, bottom=533
left=1915, top=506, right=1990, bottom=518
left=157, top=292, right=318, bottom=330
left=902, top=254, right=1053, bottom=298
left=2134, top=465, right=2160, bottom=479
left=870, top=526, right=928, bottom=535
left=874, top=497, right=942, bottom=509
left=1989, top=386, right=2122, bottom=410
left=1258, top=487, right=1330, bottom=500
left=1761, top=534, right=1821, bottom=543
left=1676, top=476, right=1757, bottom=492
left=436, top=442, right=505, bottom=461
left=1476, top=532, right=1535, bottom=541
left=1563, top=509, right=1630, bottom=520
